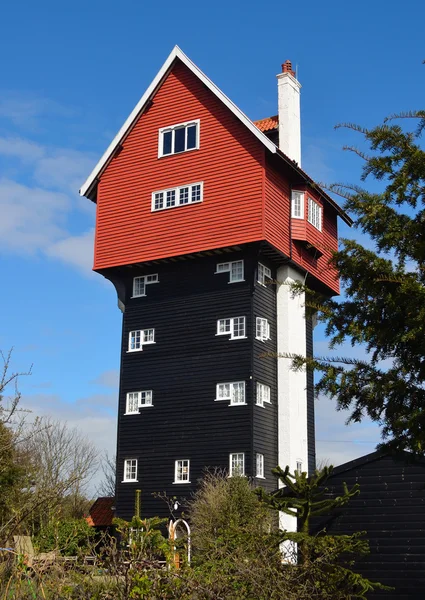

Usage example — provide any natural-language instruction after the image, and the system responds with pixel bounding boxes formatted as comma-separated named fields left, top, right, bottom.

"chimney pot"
left=282, top=60, right=295, bottom=77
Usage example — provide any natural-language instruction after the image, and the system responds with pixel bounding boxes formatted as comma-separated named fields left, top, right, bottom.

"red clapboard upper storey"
left=80, top=47, right=351, bottom=295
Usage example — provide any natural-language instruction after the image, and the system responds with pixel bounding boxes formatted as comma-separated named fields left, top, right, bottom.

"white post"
left=276, top=265, right=308, bottom=541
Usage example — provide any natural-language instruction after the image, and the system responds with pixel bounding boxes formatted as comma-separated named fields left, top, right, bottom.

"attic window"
left=158, top=120, right=200, bottom=157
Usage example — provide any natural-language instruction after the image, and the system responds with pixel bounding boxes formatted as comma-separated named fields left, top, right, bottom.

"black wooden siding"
left=313, top=452, right=425, bottom=599
left=108, top=243, right=314, bottom=519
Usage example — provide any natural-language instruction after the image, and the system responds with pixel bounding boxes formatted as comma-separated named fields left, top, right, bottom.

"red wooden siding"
left=291, top=189, right=339, bottom=294
left=95, top=61, right=265, bottom=270
left=264, top=163, right=339, bottom=294
left=263, top=161, right=291, bottom=258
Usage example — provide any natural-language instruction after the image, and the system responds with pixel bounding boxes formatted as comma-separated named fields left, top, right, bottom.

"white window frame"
left=255, top=317, right=270, bottom=342
left=308, top=197, right=322, bottom=231
left=125, top=390, right=153, bottom=414
left=215, top=381, right=246, bottom=406
left=128, top=329, right=156, bottom=352
left=256, top=453, right=265, bottom=478
left=296, top=461, right=303, bottom=475
left=256, top=382, right=271, bottom=407
left=158, top=119, right=200, bottom=158
left=151, top=182, right=203, bottom=212
left=132, top=273, right=159, bottom=298
left=216, top=316, right=246, bottom=340
left=291, top=190, right=305, bottom=219
left=123, top=459, right=138, bottom=482
left=229, top=453, right=245, bottom=477
left=257, top=263, right=272, bottom=286
left=215, top=260, right=244, bottom=283
left=174, top=459, right=190, bottom=483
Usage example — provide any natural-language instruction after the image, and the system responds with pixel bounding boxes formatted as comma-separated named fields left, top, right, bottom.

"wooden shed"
left=313, top=450, right=425, bottom=599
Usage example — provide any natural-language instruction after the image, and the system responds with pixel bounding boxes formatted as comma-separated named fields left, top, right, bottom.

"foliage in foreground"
left=290, top=109, right=425, bottom=453
left=0, top=468, right=387, bottom=599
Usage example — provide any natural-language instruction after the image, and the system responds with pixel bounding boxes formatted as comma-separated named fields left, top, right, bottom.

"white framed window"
left=132, top=273, right=159, bottom=298
left=174, top=459, right=190, bottom=483
left=291, top=190, right=305, bottom=219
left=308, top=197, right=322, bottom=231
left=123, top=459, right=138, bottom=482
left=128, top=329, right=155, bottom=352
left=256, top=453, right=265, bottom=478
left=229, top=453, right=245, bottom=477
left=216, top=381, right=246, bottom=405
left=215, top=260, right=244, bottom=283
left=125, top=390, right=153, bottom=414
left=216, top=317, right=246, bottom=340
left=158, top=120, right=200, bottom=157
left=257, top=263, right=272, bottom=286
left=151, top=182, right=203, bottom=212
left=255, top=318, right=270, bottom=342
left=256, top=382, right=271, bottom=407
left=296, top=461, right=303, bottom=475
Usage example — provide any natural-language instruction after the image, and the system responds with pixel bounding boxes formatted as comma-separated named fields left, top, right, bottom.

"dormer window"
left=291, top=190, right=305, bottom=219
left=308, top=198, right=322, bottom=231
left=158, top=120, right=200, bottom=157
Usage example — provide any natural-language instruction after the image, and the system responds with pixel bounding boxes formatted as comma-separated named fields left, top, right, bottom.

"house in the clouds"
left=79, top=46, right=351, bottom=522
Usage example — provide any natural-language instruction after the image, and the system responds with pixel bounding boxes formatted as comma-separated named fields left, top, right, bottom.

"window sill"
left=131, top=294, right=147, bottom=299
left=158, top=146, right=199, bottom=159
left=255, top=338, right=270, bottom=343
left=127, top=342, right=156, bottom=353
left=229, top=403, right=247, bottom=407
left=214, top=334, right=247, bottom=340
left=228, top=280, right=245, bottom=284
left=255, top=476, right=266, bottom=479
left=173, top=481, right=191, bottom=485
left=122, top=480, right=138, bottom=483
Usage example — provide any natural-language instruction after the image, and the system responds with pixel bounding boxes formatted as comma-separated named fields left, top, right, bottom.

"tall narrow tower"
left=80, top=48, right=350, bottom=520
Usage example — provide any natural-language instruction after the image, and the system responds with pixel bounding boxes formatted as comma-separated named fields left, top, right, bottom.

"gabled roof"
left=79, top=45, right=276, bottom=200
left=79, top=46, right=351, bottom=226
left=86, top=496, right=114, bottom=527
left=329, top=448, right=425, bottom=477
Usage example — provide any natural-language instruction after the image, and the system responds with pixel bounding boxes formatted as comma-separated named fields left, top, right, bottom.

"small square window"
left=215, top=260, right=244, bottom=283
left=174, top=459, right=190, bottom=483
left=216, top=381, right=245, bottom=405
left=133, top=277, right=146, bottom=297
left=128, top=329, right=155, bottom=351
left=257, top=263, right=272, bottom=286
left=124, top=459, right=138, bottom=482
left=179, top=187, right=189, bottom=204
left=308, top=198, right=322, bottom=231
left=291, top=191, right=305, bottom=219
left=158, top=121, right=199, bottom=157
left=229, top=453, right=245, bottom=477
left=256, top=453, right=264, bottom=478
left=191, top=184, right=202, bottom=202
left=166, top=190, right=176, bottom=208
left=154, top=192, right=164, bottom=210
left=256, top=382, right=271, bottom=407
left=255, top=318, right=270, bottom=342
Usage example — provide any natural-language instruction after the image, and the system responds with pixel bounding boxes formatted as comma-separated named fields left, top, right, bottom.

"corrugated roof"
left=254, top=115, right=278, bottom=132
left=87, top=497, right=114, bottom=527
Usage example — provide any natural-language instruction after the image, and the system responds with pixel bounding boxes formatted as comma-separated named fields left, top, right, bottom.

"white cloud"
left=0, top=93, right=74, bottom=129
left=34, top=149, right=97, bottom=195
left=0, top=137, right=45, bottom=162
left=45, top=228, right=95, bottom=276
left=91, top=369, right=120, bottom=389
left=0, top=178, right=69, bottom=254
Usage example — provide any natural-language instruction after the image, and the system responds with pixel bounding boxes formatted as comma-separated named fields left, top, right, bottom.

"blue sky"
left=1, top=0, right=424, bottom=487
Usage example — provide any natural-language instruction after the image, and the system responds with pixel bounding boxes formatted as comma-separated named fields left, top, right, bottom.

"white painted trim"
left=291, top=190, right=305, bottom=219
left=123, top=459, right=138, bottom=482
left=229, top=452, right=245, bottom=477
left=174, top=459, right=190, bottom=484
left=79, top=46, right=276, bottom=198
left=158, top=119, right=200, bottom=158
left=151, top=181, right=203, bottom=212
left=308, top=197, right=322, bottom=231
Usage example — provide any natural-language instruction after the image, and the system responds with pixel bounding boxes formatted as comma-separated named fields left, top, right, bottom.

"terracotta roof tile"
left=87, top=497, right=114, bottom=527
left=254, top=115, right=278, bottom=132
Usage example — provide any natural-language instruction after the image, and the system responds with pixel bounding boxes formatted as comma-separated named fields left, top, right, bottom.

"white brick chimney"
left=277, top=60, right=301, bottom=166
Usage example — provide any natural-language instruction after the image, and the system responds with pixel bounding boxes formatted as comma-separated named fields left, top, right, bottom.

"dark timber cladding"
left=109, top=245, right=283, bottom=520
left=312, top=451, right=425, bottom=600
